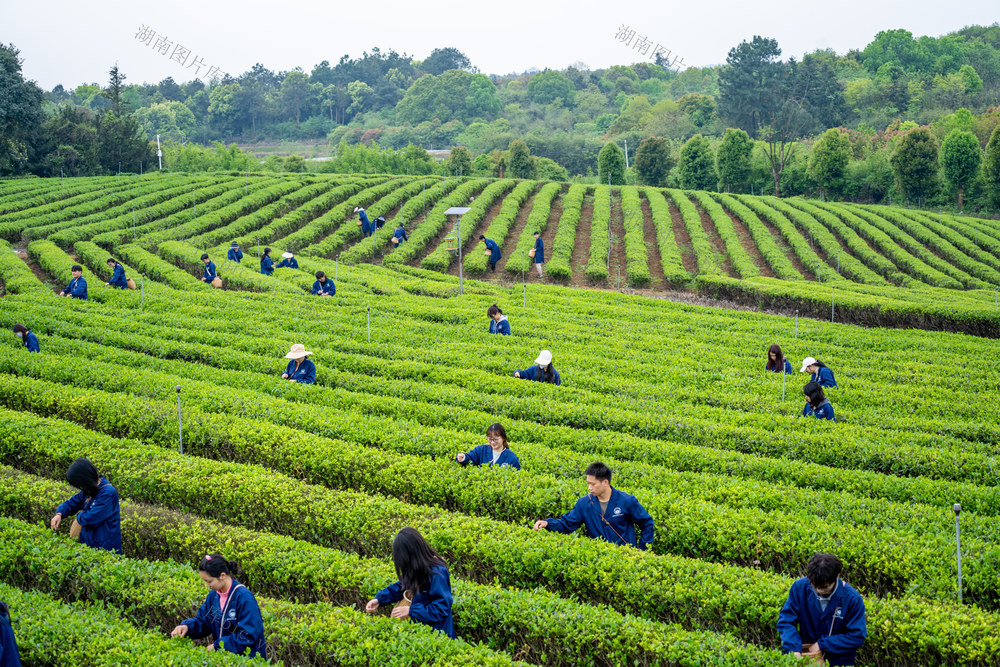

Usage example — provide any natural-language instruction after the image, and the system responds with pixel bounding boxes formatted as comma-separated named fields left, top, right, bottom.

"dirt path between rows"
left=567, top=192, right=595, bottom=286
left=607, top=190, right=628, bottom=289
left=640, top=193, right=666, bottom=290
left=695, top=201, right=739, bottom=278
left=668, top=200, right=698, bottom=276
left=720, top=205, right=775, bottom=278
left=496, top=188, right=541, bottom=273
left=754, top=209, right=816, bottom=281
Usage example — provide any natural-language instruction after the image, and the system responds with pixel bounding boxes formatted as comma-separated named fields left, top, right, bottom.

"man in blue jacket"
left=200, top=254, right=217, bottom=283
left=227, top=241, right=243, bottom=263
left=480, top=235, right=502, bottom=272
left=312, top=271, right=336, bottom=297
left=778, top=553, right=867, bottom=666
left=532, top=231, right=544, bottom=278
left=59, top=265, right=87, bottom=300
left=533, top=462, right=654, bottom=549
left=105, top=258, right=128, bottom=289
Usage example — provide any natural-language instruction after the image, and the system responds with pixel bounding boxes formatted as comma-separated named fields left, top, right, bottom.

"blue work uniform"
left=375, top=563, right=455, bottom=638
left=533, top=237, right=544, bottom=264
left=260, top=256, right=274, bottom=276
left=181, top=579, right=267, bottom=658
left=20, top=331, right=40, bottom=353
left=227, top=247, right=243, bottom=263
left=393, top=226, right=408, bottom=243
left=484, top=238, right=501, bottom=268
left=107, top=264, right=128, bottom=289
left=802, top=399, right=836, bottom=421
left=312, top=279, right=336, bottom=296
left=275, top=257, right=299, bottom=269
left=489, top=316, right=510, bottom=335
left=515, top=364, right=561, bottom=385
left=810, top=366, right=838, bottom=389
left=203, top=261, right=217, bottom=281
left=64, top=276, right=87, bottom=300
left=767, top=359, right=793, bottom=374
left=778, top=577, right=867, bottom=666
left=55, top=477, right=122, bottom=554
left=359, top=210, right=371, bottom=237
left=284, top=358, right=316, bottom=384
left=544, top=488, right=655, bottom=550
left=457, top=444, right=521, bottom=470
left=0, top=605, right=20, bottom=667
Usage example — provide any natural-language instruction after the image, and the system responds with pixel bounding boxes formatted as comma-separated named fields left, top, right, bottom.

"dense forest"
left=3, top=25, right=1000, bottom=210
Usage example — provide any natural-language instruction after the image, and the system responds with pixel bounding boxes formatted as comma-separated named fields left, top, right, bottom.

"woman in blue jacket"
left=0, top=601, right=20, bottom=667
left=275, top=252, right=299, bottom=269
left=12, top=324, right=39, bottom=352
left=456, top=423, right=521, bottom=470
left=766, top=344, right=792, bottom=374
left=49, top=457, right=122, bottom=554
left=366, top=528, right=455, bottom=638
left=392, top=223, right=408, bottom=245
left=200, top=254, right=217, bottom=283
left=227, top=241, right=243, bottom=263
left=802, top=382, right=835, bottom=421
left=171, top=554, right=267, bottom=658
left=355, top=207, right=372, bottom=238
left=282, top=344, right=316, bottom=384
left=801, top=357, right=838, bottom=388
left=260, top=248, right=274, bottom=275
left=487, top=304, right=510, bottom=335
left=532, top=231, right=544, bottom=278
left=105, top=258, right=128, bottom=289
left=479, top=235, right=502, bottom=272
left=515, top=349, right=561, bottom=385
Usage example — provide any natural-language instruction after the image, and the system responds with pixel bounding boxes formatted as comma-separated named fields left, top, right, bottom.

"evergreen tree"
left=983, top=125, right=1000, bottom=209
left=940, top=129, right=982, bottom=211
left=597, top=142, right=625, bottom=185
left=808, top=128, right=851, bottom=199
left=890, top=127, right=939, bottom=206
left=447, top=146, right=472, bottom=176
left=507, top=140, right=535, bottom=179
left=97, top=65, right=154, bottom=173
left=679, top=135, right=717, bottom=190
left=716, top=128, right=753, bottom=193
left=0, top=43, right=44, bottom=175
left=633, top=136, right=674, bottom=187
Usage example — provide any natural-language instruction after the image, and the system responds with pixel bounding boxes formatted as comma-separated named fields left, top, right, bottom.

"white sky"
left=4, top=0, right=998, bottom=90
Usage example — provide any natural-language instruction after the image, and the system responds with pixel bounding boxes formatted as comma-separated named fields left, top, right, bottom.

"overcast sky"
left=4, top=0, right=998, bottom=90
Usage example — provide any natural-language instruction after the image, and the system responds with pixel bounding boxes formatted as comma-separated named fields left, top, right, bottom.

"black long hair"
left=487, top=303, right=503, bottom=318
left=803, top=381, right=826, bottom=409
left=198, top=553, right=243, bottom=579
left=766, top=344, right=784, bottom=371
left=392, top=527, right=446, bottom=595
left=540, top=358, right=557, bottom=384
left=65, top=457, right=101, bottom=498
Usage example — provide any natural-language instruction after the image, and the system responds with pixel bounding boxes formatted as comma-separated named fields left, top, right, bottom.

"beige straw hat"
left=285, top=344, right=313, bottom=359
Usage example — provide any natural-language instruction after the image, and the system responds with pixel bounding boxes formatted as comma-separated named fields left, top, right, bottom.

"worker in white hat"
left=281, top=344, right=316, bottom=384
left=275, top=252, right=299, bottom=269
left=800, top=357, right=838, bottom=389
left=514, top=349, right=561, bottom=385
left=355, top=206, right=372, bottom=238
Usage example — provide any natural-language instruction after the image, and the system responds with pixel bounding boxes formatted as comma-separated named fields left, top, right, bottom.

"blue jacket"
left=285, top=358, right=316, bottom=384
left=312, top=279, right=336, bottom=296
left=358, top=210, right=371, bottom=234
left=64, top=276, right=87, bottom=300
left=811, top=366, right=838, bottom=389
left=260, top=256, right=274, bottom=276
left=484, top=238, right=501, bottom=263
left=393, top=226, right=408, bottom=242
left=545, top=488, right=655, bottom=549
left=376, top=563, right=454, bottom=638
left=767, top=359, right=793, bottom=374
left=515, top=364, right=561, bottom=385
left=778, top=578, right=866, bottom=666
left=227, top=247, right=243, bottom=263
left=276, top=257, right=299, bottom=269
left=182, top=579, right=267, bottom=658
left=0, top=607, right=20, bottom=667
left=533, top=237, right=544, bottom=263
left=202, top=261, right=217, bottom=281
left=20, top=331, right=40, bottom=353
left=802, top=399, right=836, bottom=421
left=55, top=477, right=122, bottom=554
left=489, top=316, right=510, bottom=335
left=457, top=444, right=521, bottom=470
left=107, top=264, right=128, bottom=289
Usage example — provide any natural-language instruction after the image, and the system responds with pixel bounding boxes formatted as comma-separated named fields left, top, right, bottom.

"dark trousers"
left=489, top=261, right=497, bottom=272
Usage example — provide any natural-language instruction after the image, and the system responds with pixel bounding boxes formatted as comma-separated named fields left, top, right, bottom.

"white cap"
left=535, top=349, right=553, bottom=366
left=800, top=357, right=817, bottom=373
left=354, top=207, right=363, bottom=213
left=281, top=252, right=294, bottom=259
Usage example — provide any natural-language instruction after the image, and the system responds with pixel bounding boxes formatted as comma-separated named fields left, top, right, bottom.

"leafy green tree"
left=891, top=127, right=939, bottom=206
left=96, top=65, right=154, bottom=173
left=633, top=136, right=674, bottom=186
left=208, top=83, right=242, bottom=135
left=983, top=125, right=1000, bottom=209
left=395, top=70, right=473, bottom=124
left=447, top=146, right=472, bottom=176
left=808, top=128, right=851, bottom=199
left=676, top=94, right=715, bottom=128
left=507, top=140, right=536, bottom=179
left=34, top=106, right=100, bottom=176
left=0, top=43, right=44, bottom=175
left=597, top=142, right=625, bottom=185
left=280, top=70, right=314, bottom=125
left=527, top=70, right=575, bottom=106
left=940, top=129, right=981, bottom=211
left=464, top=74, right=501, bottom=119
left=421, top=48, right=473, bottom=75
left=346, top=80, right=374, bottom=118
left=716, top=128, right=753, bottom=193
left=284, top=154, right=306, bottom=172
left=679, top=135, right=717, bottom=190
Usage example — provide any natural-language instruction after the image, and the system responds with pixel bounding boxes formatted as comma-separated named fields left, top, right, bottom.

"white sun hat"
left=285, top=344, right=313, bottom=359
left=281, top=252, right=294, bottom=259
left=354, top=206, right=363, bottom=213
left=535, top=349, right=553, bottom=366
left=800, top=357, right=817, bottom=373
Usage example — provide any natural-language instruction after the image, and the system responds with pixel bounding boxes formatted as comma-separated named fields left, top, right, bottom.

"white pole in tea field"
left=954, top=504, right=963, bottom=603
left=831, top=287, right=835, bottom=323
left=623, top=139, right=629, bottom=169
left=367, top=305, right=371, bottom=344
left=157, top=135, right=162, bottom=170
left=794, top=310, right=799, bottom=339
left=336, top=254, right=339, bottom=281
left=176, top=385, right=183, bottom=455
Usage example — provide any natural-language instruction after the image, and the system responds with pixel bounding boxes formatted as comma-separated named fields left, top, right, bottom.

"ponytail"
left=198, top=553, right=242, bottom=579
